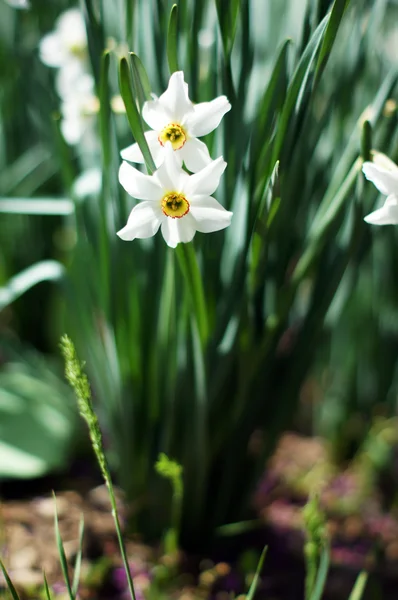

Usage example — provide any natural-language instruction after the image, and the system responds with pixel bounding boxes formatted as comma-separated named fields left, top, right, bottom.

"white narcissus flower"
left=121, top=71, right=231, bottom=173
left=117, top=143, right=232, bottom=248
left=363, top=153, right=398, bottom=225
left=39, top=8, right=87, bottom=69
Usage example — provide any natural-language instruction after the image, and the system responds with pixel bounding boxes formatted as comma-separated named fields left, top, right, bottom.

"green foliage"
left=1, top=0, right=398, bottom=554
left=0, top=349, right=77, bottom=478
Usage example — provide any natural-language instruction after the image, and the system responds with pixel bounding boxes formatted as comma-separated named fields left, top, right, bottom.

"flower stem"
left=175, top=242, right=208, bottom=348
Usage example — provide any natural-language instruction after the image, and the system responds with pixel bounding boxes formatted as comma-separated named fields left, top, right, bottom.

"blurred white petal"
left=5, top=0, right=30, bottom=10
left=73, top=168, right=102, bottom=198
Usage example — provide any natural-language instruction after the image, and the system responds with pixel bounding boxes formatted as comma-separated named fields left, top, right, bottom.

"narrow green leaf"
left=118, top=56, right=156, bottom=174
left=53, top=493, right=74, bottom=600
left=43, top=572, right=53, bottom=600
left=292, top=159, right=360, bottom=284
left=99, top=50, right=111, bottom=169
left=0, top=261, right=65, bottom=311
left=215, top=0, right=241, bottom=57
left=125, top=0, right=135, bottom=47
left=130, top=53, right=152, bottom=104
left=253, top=39, right=291, bottom=155
left=348, top=572, right=368, bottom=600
left=361, top=120, right=372, bottom=163
left=314, top=0, right=351, bottom=85
left=216, top=519, right=263, bottom=536
left=246, top=546, right=267, bottom=600
left=72, top=515, right=85, bottom=597
left=80, top=0, right=104, bottom=83
left=167, top=4, right=179, bottom=74
left=176, top=242, right=209, bottom=348
left=271, top=13, right=329, bottom=166
left=0, top=198, right=73, bottom=215
left=0, top=558, right=21, bottom=600
left=308, top=546, right=330, bottom=600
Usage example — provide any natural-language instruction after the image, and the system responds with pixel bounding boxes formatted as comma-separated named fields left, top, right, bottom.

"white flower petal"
left=161, top=213, right=196, bottom=248
left=5, top=0, right=30, bottom=10
left=57, top=8, right=87, bottom=50
left=121, top=131, right=160, bottom=164
left=158, top=71, right=194, bottom=122
left=142, top=100, right=170, bottom=131
left=154, top=143, right=188, bottom=192
left=39, top=32, right=67, bottom=67
left=119, top=161, right=162, bottom=200
left=373, top=151, right=398, bottom=174
left=190, top=195, right=233, bottom=233
left=182, top=156, right=227, bottom=198
left=117, top=202, right=162, bottom=240
left=362, top=162, right=398, bottom=196
left=364, top=194, right=398, bottom=225
left=184, top=96, right=231, bottom=137
left=73, top=167, right=102, bottom=198
left=61, top=114, right=83, bottom=145
left=56, top=64, right=93, bottom=98
left=179, top=138, right=212, bottom=173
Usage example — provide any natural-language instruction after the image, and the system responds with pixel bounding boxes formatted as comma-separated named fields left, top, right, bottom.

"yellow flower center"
left=161, top=192, right=190, bottom=218
left=158, top=123, right=186, bottom=150
left=69, top=43, right=87, bottom=60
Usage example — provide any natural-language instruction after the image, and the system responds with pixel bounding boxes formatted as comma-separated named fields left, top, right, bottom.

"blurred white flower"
left=121, top=71, right=231, bottom=173
left=39, top=8, right=87, bottom=69
left=73, top=168, right=102, bottom=198
left=363, top=154, right=398, bottom=225
left=55, top=61, right=93, bottom=100
left=117, top=143, right=232, bottom=248
left=4, top=0, right=30, bottom=9
left=60, top=91, right=99, bottom=145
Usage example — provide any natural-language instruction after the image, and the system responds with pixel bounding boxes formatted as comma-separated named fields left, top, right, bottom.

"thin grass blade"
left=43, top=572, right=53, bottom=600
left=246, top=546, right=267, bottom=600
left=348, top=572, right=368, bottom=600
left=53, top=493, right=74, bottom=600
left=72, top=515, right=85, bottom=597
left=0, top=558, right=21, bottom=600
left=314, top=0, right=351, bottom=85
